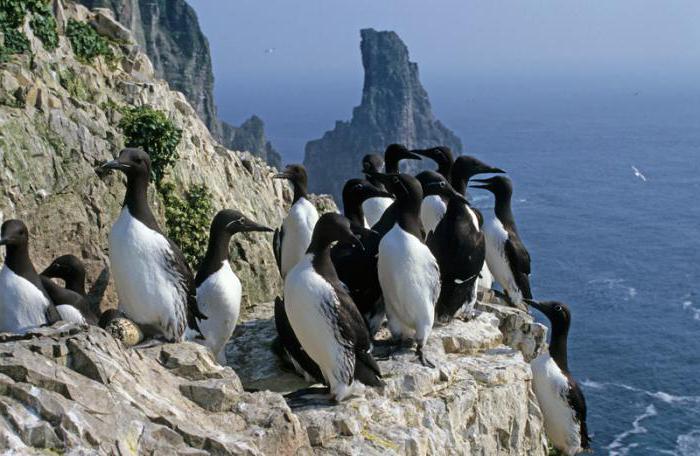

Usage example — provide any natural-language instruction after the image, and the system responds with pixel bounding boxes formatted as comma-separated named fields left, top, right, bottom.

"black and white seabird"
left=273, top=164, right=319, bottom=279
left=193, top=210, right=272, bottom=363
left=363, top=145, right=422, bottom=228
left=372, top=172, right=440, bottom=367
left=413, top=146, right=455, bottom=235
left=450, top=156, right=506, bottom=291
left=102, top=148, right=206, bottom=342
left=42, top=254, right=87, bottom=296
left=332, top=178, right=391, bottom=335
left=528, top=300, right=591, bottom=455
left=284, top=213, right=383, bottom=402
left=0, top=220, right=66, bottom=333
left=361, top=154, right=394, bottom=228
left=416, top=171, right=484, bottom=322
left=41, top=255, right=98, bottom=325
left=470, top=176, right=532, bottom=307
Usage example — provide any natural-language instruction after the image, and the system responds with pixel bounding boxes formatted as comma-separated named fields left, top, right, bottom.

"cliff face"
left=0, top=1, right=289, bottom=308
left=0, top=295, right=548, bottom=454
left=304, top=28, right=463, bottom=198
left=77, top=0, right=280, bottom=166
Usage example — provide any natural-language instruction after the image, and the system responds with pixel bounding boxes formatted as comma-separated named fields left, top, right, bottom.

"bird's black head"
left=211, top=209, right=273, bottom=236
left=414, top=146, right=454, bottom=176
left=452, top=156, right=505, bottom=181
left=362, top=154, right=384, bottom=174
left=308, top=213, right=363, bottom=252
left=41, top=254, right=85, bottom=282
left=384, top=144, right=422, bottom=172
left=527, top=300, right=571, bottom=332
left=0, top=219, right=29, bottom=248
left=470, top=175, right=513, bottom=199
left=416, top=171, right=467, bottom=203
left=100, top=148, right=151, bottom=180
left=274, top=164, right=307, bottom=187
left=274, top=164, right=309, bottom=201
left=367, top=172, right=423, bottom=205
left=342, top=178, right=393, bottom=208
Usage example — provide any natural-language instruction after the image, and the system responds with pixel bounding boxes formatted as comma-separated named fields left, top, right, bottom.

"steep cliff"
left=76, top=0, right=280, bottom=166
left=0, top=1, right=289, bottom=308
left=304, top=28, right=463, bottom=198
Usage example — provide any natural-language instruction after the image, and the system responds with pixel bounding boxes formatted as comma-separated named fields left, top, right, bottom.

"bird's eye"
left=392, top=177, right=399, bottom=183
left=554, top=305, right=563, bottom=312
left=439, top=182, right=446, bottom=187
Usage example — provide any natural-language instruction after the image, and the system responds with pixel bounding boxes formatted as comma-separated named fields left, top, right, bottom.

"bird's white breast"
left=482, top=216, right=519, bottom=297
left=0, top=266, right=50, bottom=334
left=362, top=197, right=394, bottom=228
left=56, top=305, right=86, bottom=325
left=284, top=255, right=351, bottom=388
left=280, top=198, right=319, bottom=278
left=195, top=261, right=241, bottom=363
left=465, top=205, right=480, bottom=232
left=378, top=225, right=439, bottom=331
left=420, top=195, right=447, bottom=234
left=531, top=352, right=582, bottom=455
left=109, top=208, right=183, bottom=337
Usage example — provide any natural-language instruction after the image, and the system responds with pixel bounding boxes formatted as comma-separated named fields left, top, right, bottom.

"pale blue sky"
left=188, top=1, right=700, bottom=85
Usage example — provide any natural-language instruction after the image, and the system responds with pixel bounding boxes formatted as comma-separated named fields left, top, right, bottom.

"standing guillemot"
left=0, top=220, right=63, bottom=333
left=528, top=300, right=591, bottom=455
left=273, top=164, right=319, bottom=279
left=102, top=148, right=206, bottom=342
left=42, top=254, right=87, bottom=296
left=372, top=172, right=440, bottom=367
left=332, top=178, right=391, bottom=335
left=284, top=213, right=383, bottom=402
left=450, top=156, right=505, bottom=291
left=470, top=176, right=532, bottom=308
left=361, top=154, right=394, bottom=228
left=416, top=171, right=484, bottom=322
left=363, top=145, right=422, bottom=229
left=414, top=146, right=454, bottom=235
left=193, top=210, right=272, bottom=364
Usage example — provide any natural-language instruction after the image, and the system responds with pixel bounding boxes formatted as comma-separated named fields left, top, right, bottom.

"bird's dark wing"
left=505, top=232, right=532, bottom=299
left=470, top=206, right=484, bottom=229
left=566, top=375, right=591, bottom=450
left=166, top=240, right=206, bottom=338
left=40, top=276, right=98, bottom=325
left=335, top=288, right=383, bottom=386
left=273, top=226, right=283, bottom=274
left=370, top=202, right=397, bottom=238
left=273, top=296, right=325, bottom=384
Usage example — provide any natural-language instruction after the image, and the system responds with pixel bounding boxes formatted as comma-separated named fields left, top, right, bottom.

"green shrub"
left=66, top=19, right=113, bottom=63
left=160, top=182, right=214, bottom=269
left=0, top=0, right=56, bottom=57
left=118, top=106, right=182, bottom=187
left=29, top=4, right=58, bottom=51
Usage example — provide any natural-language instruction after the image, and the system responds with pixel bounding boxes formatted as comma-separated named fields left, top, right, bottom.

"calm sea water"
left=218, top=79, right=700, bottom=454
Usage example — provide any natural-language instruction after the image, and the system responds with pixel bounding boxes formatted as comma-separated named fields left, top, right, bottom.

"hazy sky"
left=188, top=0, right=700, bottom=86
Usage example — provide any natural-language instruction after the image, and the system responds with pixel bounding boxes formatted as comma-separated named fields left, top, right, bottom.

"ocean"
left=217, top=77, right=700, bottom=454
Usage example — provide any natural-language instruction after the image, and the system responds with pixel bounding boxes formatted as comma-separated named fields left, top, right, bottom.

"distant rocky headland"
left=304, top=28, right=463, bottom=199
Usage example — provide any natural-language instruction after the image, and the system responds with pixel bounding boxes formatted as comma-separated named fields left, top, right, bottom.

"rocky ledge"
left=0, top=296, right=548, bottom=454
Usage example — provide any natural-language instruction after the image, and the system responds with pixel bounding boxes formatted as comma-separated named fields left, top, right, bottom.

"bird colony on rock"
left=0, top=142, right=591, bottom=455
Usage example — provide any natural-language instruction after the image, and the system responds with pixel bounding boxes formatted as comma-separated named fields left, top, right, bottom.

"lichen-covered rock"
left=227, top=300, right=549, bottom=455
left=0, top=324, right=310, bottom=454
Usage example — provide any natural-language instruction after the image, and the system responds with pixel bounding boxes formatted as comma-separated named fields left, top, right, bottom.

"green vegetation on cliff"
left=66, top=18, right=113, bottom=63
left=0, top=0, right=58, bottom=59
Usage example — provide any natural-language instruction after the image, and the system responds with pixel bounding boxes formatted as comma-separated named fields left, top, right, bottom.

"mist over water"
left=216, top=77, right=700, bottom=454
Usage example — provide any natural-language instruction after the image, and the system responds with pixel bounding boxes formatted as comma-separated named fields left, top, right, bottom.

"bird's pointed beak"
left=41, top=263, right=60, bottom=277
left=100, top=159, right=127, bottom=172
left=405, top=151, right=423, bottom=161
left=487, top=166, right=506, bottom=174
left=227, top=219, right=274, bottom=233
left=524, top=299, right=546, bottom=313
left=469, top=178, right=492, bottom=190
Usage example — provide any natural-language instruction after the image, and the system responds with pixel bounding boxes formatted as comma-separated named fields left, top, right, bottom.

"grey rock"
left=304, top=28, right=463, bottom=199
